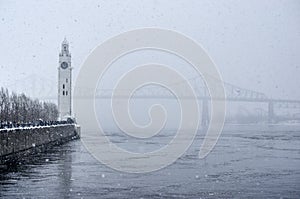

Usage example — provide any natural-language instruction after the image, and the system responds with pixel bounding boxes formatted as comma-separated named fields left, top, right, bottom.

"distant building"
left=58, top=38, right=72, bottom=120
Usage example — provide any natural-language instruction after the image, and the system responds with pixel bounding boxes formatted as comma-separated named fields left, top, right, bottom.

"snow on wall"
left=0, top=124, right=80, bottom=159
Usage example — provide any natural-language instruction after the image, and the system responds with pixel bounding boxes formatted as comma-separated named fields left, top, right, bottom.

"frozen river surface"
left=0, top=124, right=300, bottom=198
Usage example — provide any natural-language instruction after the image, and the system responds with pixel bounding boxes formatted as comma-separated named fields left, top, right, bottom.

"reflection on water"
left=0, top=124, right=300, bottom=198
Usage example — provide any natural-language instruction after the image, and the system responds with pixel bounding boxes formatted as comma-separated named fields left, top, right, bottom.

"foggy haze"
left=1, top=0, right=300, bottom=100
left=1, top=1, right=300, bottom=198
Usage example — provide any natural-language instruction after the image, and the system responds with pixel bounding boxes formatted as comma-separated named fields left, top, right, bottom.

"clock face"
left=61, top=62, right=68, bottom=69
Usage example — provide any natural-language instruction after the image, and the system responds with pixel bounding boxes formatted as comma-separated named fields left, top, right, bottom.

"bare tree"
left=0, top=87, right=58, bottom=123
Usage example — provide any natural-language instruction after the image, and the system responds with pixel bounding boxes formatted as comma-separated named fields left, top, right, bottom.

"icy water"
left=0, top=124, right=300, bottom=198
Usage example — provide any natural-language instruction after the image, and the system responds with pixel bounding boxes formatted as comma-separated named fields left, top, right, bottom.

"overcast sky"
left=0, top=0, right=300, bottom=99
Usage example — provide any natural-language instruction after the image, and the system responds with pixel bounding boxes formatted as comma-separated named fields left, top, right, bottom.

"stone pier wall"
left=0, top=124, right=80, bottom=165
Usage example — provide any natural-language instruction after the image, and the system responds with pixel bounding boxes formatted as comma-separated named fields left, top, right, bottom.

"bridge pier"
left=202, top=99, right=209, bottom=127
left=268, top=101, right=275, bottom=123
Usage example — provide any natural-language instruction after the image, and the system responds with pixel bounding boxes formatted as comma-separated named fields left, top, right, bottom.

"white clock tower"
left=58, top=38, right=72, bottom=120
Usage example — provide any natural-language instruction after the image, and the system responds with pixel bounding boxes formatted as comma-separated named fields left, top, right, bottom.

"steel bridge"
left=5, top=74, right=300, bottom=125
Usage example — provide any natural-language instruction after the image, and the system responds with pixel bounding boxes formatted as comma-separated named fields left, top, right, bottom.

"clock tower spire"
left=58, top=37, right=72, bottom=120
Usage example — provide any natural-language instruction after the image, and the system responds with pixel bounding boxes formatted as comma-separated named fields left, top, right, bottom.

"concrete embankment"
left=0, top=124, right=80, bottom=165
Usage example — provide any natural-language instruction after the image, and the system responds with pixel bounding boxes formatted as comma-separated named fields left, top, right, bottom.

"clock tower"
left=58, top=37, right=72, bottom=120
